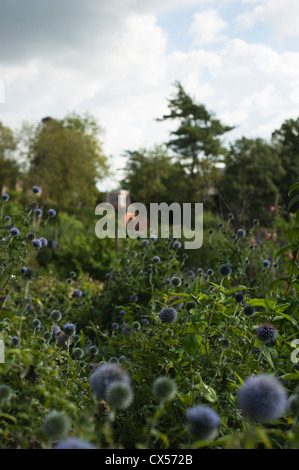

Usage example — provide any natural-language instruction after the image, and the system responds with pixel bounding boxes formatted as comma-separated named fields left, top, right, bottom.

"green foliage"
left=25, top=113, right=109, bottom=209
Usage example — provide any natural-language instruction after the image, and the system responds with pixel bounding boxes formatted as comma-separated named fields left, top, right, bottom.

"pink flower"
left=290, top=252, right=294, bottom=260
left=270, top=205, right=275, bottom=212
left=273, top=232, right=277, bottom=240
left=266, top=233, right=271, bottom=240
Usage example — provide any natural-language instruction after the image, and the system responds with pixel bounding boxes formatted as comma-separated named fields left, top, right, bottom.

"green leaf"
left=248, top=298, right=266, bottom=307
left=276, top=245, right=294, bottom=258
left=182, top=333, right=199, bottom=354
left=270, top=278, right=289, bottom=290
left=262, top=347, right=278, bottom=371
left=287, top=227, right=299, bottom=244
left=288, top=194, right=299, bottom=212
left=288, top=182, right=299, bottom=196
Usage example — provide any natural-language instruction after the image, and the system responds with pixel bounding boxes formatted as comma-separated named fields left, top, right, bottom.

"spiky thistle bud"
left=186, top=406, right=221, bottom=441
left=159, top=306, right=178, bottom=324
left=152, top=376, right=177, bottom=403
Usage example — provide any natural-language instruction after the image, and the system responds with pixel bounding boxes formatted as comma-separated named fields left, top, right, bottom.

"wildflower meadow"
left=0, top=180, right=299, bottom=451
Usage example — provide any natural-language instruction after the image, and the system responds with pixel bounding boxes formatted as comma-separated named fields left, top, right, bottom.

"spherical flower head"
left=11, top=336, right=20, bottom=347
left=54, top=438, right=95, bottom=449
left=186, top=406, right=221, bottom=441
left=33, top=319, right=41, bottom=329
left=72, top=289, right=82, bottom=298
left=4, top=215, right=11, bottom=222
left=219, top=264, right=232, bottom=277
left=238, top=374, right=288, bottom=422
left=129, top=294, right=138, bottom=303
left=256, top=323, right=278, bottom=346
left=197, top=268, right=203, bottom=276
left=142, top=239, right=149, bottom=247
left=32, top=239, right=42, bottom=249
left=43, top=331, right=52, bottom=341
left=0, top=384, right=12, bottom=402
left=89, top=363, right=130, bottom=401
left=207, top=269, right=214, bottom=277
left=26, top=232, right=35, bottom=241
left=62, top=323, right=76, bottom=337
left=237, top=228, right=246, bottom=238
left=20, top=266, right=28, bottom=276
left=106, top=381, right=134, bottom=410
left=10, top=227, right=19, bottom=236
left=235, top=292, right=244, bottom=303
left=50, top=310, right=62, bottom=322
left=1, top=193, right=9, bottom=202
left=185, top=301, right=196, bottom=312
left=208, top=229, right=214, bottom=235
left=48, top=208, right=56, bottom=217
left=39, top=237, right=48, bottom=247
left=152, top=376, right=177, bottom=403
left=153, top=256, right=161, bottom=263
left=253, top=219, right=259, bottom=226
left=173, top=241, right=181, bottom=249
left=73, top=348, right=84, bottom=360
left=159, top=306, right=178, bottom=324
left=243, top=305, right=255, bottom=317
left=228, top=213, right=234, bottom=220
left=263, top=260, right=271, bottom=268
left=171, top=276, right=181, bottom=287
left=32, top=186, right=40, bottom=194
left=89, top=345, right=99, bottom=356
left=42, top=411, right=69, bottom=440
left=35, top=208, right=42, bottom=217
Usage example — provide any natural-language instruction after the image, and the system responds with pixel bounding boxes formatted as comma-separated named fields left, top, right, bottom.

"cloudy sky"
left=1, top=0, right=299, bottom=189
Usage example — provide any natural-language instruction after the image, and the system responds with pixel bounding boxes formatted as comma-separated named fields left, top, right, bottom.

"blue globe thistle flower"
left=54, top=438, right=95, bottom=449
left=35, top=208, right=42, bottom=217
left=51, top=325, right=61, bottom=337
left=129, top=294, right=138, bottom=303
left=43, top=331, right=52, bottom=341
left=72, top=289, right=82, bottom=298
left=20, top=267, right=28, bottom=275
left=243, top=305, right=255, bottom=317
left=219, top=264, right=232, bottom=277
left=1, top=193, right=9, bottom=202
left=11, top=336, right=20, bottom=347
left=235, top=292, right=244, bottom=303
left=32, top=239, right=42, bottom=248
left=48, top=208, right=56, bottom=217
left=152, top=376, right=177, bottom=403
left=42, top=411, right=69, bottom=440
left=256, top=323, right=278, bottom=346
left=150, top=235, right=157, bottom=242
left=4, top=216, right=11, bottom=222
left=153, top=256, right=161, bottom=263
left=62, top=323, right=76, bottom=337
left=142, top=239, right=149, bottom=247
left=228, top=213, right=234, bottom=220
left=238, top=374, right=288, bottom=422
left=32, top=186, right=40, bottom=194
left=159, top=306, right=178, bottom=324
left=237, top=228, right=246, bottom=237
left=263, top=260, right=271, bottom=268
left=173, top=241, right=181, bottom=249
left=39, top=237, right=48, bottom=247
left=10, top=227, right=19, bottom=236
left=89, top=363, right=131, bottom=401
left=186, top=406, right=221, bottom=441
left=106, top=381, right=134, bottom=410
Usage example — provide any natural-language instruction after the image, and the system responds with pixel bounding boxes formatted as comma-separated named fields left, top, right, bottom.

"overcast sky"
left=1, top=0, right=299, bottom=189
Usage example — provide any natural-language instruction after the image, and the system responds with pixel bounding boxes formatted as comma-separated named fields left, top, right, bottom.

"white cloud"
left=236, top=0, right=299, bottom=38
left=189, top=9, right=228, bottom=45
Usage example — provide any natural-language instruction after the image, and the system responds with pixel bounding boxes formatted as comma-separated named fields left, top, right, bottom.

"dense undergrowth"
left=0, top=185, right=299, bottom=449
